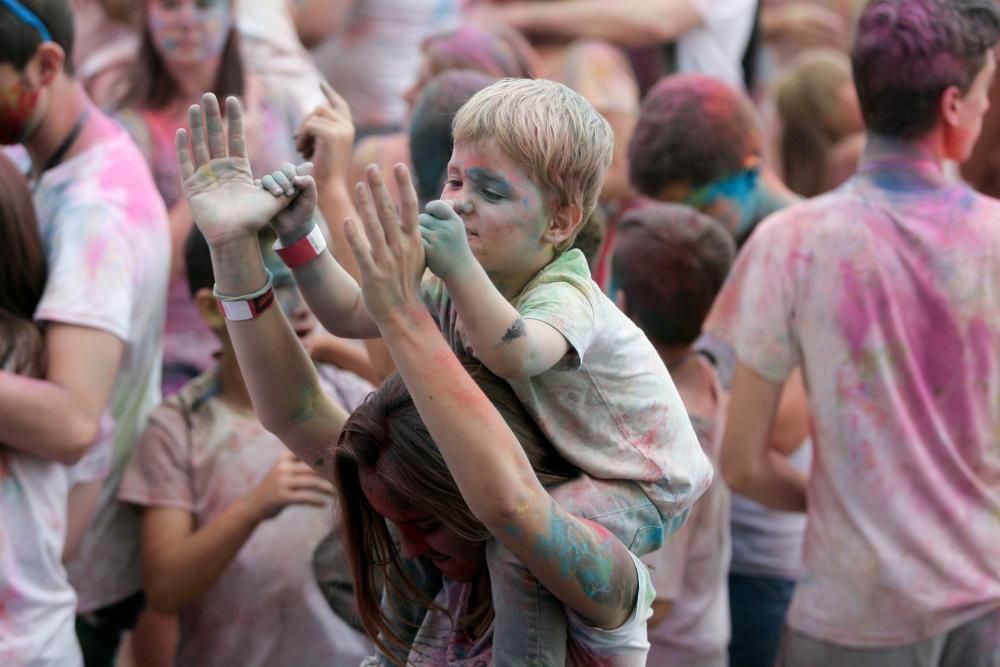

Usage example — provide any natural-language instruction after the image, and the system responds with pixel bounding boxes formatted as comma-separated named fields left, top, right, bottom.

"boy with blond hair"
left=259, top=77, right=712, bottom=664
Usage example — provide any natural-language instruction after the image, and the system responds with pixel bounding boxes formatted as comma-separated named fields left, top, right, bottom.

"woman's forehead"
left=359, top=468, right=432, bottom=524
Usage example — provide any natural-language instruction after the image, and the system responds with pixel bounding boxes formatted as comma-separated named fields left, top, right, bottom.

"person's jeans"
left=489, top=476, right=666, bottom=667
left=75, top=591, right=145, bottom=667
left=728, top=572, right=796, bottom=667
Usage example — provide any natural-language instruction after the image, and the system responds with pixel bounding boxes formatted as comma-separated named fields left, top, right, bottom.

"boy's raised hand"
left=419, top=200, right=477, bottom=280
left=259, top=162, right=319, bottom=243
left=176, top=93, right=298, bottom=247
left=343, top=164, right=426, bottom=323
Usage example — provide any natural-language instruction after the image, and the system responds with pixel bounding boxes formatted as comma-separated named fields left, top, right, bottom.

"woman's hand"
left=175, top=93, right=298, bottom=248
left=343, top=164, right=427, bottom=325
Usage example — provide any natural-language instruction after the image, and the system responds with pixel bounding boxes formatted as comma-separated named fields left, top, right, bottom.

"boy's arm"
left=141, top=452, right=334, bottom=613
left=419, top=201, right=569, bottom=380
left=263, top=83, right=381, bottom=340
left=0, top=324, right=122, bottom=464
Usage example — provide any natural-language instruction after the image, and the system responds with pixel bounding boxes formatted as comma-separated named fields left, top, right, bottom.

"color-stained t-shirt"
left=0, top=339, right=85, bottom=667
left=9, top=123, right=171, bottom=612
left=115, top=76, right=303, bottom=395
left=118, top=368, right=373, bottom=667
left=643, top=355, right=730, bottom=667
left=422, top=249, right=712, bottom=529
left=395, top=550, right=654, bottom=666
left=704, top=159, right=1000, bottom=646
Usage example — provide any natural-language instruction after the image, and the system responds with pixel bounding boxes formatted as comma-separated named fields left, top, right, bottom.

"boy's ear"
left=543, top=203, right=583, bottom=247
left=194, top=288, right=226, bottom=332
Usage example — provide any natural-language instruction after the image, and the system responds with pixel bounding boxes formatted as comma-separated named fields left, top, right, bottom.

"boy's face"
left=0, top=62, right=44, bottom=145
left=441, top=139, right=552, bottom=278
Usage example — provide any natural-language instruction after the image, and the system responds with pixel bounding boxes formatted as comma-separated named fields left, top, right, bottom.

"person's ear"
left=194, top=288, right=226, bottom=332
left=32, top=42, right=66, bottom=88
left=543, top=202, right=583, bottom=247
left=940, top=84, right=964, bottom=129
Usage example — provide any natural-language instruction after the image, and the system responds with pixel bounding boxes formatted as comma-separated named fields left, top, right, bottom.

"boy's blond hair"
left=452, top=78, right=614, bottom=248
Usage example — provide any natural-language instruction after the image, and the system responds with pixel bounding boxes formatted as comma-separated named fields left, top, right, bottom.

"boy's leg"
left=488, top=476, right=663, bottom=667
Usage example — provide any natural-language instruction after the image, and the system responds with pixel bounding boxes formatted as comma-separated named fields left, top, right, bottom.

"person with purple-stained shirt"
left=707, top=0, right=1000, bottom=665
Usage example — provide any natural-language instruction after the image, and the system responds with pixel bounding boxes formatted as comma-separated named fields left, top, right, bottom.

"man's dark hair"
left=852, top=0, right=1000, bottom=140
left=0, top=0, right=75, bottom=73
left=628, top=73, right=762, bottom=199
left=612, top=203, right=735, bottom=347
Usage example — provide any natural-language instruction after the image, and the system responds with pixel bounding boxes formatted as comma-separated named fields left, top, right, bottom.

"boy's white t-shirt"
left=422, top=249, right=713, bottom=527
left=677, top=0, right=757, bottom=90
left=11, top=124, right=171, bottom=612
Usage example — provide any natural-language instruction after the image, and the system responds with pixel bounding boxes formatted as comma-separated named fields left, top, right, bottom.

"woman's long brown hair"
left=118, top=3, right=244, bottom=111
left=0, top=153, right=46, bottom=376
left=334, top=363, right=578, bottom=665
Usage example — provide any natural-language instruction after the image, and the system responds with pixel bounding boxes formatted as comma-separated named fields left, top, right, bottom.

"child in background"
left=612, top=203, right=736, bottom=667
left=0, top=153, right=90, bottom=667
left=116, top=229, right=372, bottom=667
left=261, top=77, right=711, bottom=665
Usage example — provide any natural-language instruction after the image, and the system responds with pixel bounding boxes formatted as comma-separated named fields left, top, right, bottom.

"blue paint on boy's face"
left=440, top=140, right=553, bottom=279
left=687, top=167, right=760, bottom=237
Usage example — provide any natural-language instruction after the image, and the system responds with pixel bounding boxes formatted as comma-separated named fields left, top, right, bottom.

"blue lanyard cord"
left=0, top=0, right=52, bottom=43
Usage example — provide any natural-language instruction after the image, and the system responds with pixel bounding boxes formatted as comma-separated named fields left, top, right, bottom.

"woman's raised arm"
left=344, top=164, right=642, bottom=630
left=176, top=93, right=346, bottom=472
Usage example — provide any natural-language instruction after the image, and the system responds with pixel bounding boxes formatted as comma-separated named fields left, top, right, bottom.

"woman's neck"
left=165, top=58, right=223, bottom=106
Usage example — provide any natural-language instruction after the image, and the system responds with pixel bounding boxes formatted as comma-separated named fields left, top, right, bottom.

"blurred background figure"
left=775, top=49, right=865, bottom=197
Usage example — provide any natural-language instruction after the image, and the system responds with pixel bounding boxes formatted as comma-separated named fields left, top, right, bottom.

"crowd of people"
left=1, top=0, right=998, bottom=666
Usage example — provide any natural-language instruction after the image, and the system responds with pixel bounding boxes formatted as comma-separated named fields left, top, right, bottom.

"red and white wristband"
left=213, top=269, right=276, bottom=321
left=274, top=224, right=327, bottom=269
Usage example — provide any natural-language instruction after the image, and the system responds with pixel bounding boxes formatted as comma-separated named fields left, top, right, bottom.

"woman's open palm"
left=176, top=93, right=294, bottom=246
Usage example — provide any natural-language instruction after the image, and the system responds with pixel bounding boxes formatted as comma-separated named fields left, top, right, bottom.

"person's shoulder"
left=746, top=186, right=856, bottom=248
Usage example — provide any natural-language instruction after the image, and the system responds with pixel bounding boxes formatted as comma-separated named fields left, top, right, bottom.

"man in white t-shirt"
left=468, top=0, right=757, bottom=89
left=0, top=1, right=170, bottom=665
left=708, top=0, right=1000, bottom=664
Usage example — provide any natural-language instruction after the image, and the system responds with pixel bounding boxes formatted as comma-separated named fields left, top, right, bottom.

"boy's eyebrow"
left=466, top=167, right=514, bottom=196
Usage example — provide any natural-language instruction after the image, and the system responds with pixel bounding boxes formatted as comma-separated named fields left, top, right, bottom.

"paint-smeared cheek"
left=0, top=81, right=41, bottom=145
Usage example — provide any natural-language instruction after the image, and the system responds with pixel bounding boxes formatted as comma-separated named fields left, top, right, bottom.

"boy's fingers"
left=295, top=162, right=314, bottom=177
left=395, top=164, right=420, bottom=235
left=280, top=162, right=298, bottom=181
left=272, top=170, right=294, bottom=196
left=292, top=175, right=318, bottom=204
left=176, top=129, right=194, bottom=181
left=261, top=174, right=284, bottom=197
left=188, top=104, right=210, bottom=167
left=355, top=180, right=389, bottom=259
left=203, top=93, right=226, bottom=159
left=424, top=200, right=457, bottom=220
left=225, top=96, right=247, bottom=158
